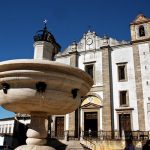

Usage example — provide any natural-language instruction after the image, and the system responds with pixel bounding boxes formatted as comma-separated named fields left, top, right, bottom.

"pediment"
left=81, top=103, right=101, bottom=109
left=81, top=96, right=102, bottom=108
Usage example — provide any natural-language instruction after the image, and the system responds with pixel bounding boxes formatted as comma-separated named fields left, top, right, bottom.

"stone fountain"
left=0, top=24, right=93, bottom=150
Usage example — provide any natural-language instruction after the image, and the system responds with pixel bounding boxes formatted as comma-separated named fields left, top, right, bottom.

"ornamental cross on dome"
left=43, top=19, right=48, bottom=27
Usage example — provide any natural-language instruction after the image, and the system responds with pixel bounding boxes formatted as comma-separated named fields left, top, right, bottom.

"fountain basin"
left=0, top=59, right=93, bottom=115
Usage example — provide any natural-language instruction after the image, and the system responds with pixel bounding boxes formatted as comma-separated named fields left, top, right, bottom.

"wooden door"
left=119, top=114, right=131, bottom=137
left=55, top=117, right=64, bottom=138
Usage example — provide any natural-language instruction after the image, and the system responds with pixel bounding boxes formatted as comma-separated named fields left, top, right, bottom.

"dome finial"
left=43, top=19, right=48, bottom=28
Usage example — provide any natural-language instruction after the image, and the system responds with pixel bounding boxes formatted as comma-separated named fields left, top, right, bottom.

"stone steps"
left=61, top=140, right=92, bottom=150
left=47, top=138, right=91, bottom=150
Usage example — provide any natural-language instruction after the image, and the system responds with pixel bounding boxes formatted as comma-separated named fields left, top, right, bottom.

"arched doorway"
left=80, top=95, right=103, bottom=138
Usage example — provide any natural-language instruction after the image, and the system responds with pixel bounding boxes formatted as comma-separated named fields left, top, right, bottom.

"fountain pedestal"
left=26, top=112, right=48, bottom=145
left=15, top=112, right=55, bottom=150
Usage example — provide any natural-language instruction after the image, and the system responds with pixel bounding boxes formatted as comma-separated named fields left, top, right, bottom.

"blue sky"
left=0, top=0, right=149, bottom=119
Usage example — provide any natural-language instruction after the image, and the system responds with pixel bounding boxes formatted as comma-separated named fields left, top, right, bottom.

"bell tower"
left=130, top=14, right=150, bottom=43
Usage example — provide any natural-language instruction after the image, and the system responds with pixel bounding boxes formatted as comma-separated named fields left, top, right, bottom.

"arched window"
left=139, top=25, right=145, bottom=37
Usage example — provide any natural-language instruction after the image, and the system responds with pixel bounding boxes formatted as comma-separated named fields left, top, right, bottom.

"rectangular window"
left=120, top=91, right=128, bottom=106
left=85, top=64, right=94, bottom=79
left=117, top=63, right=127, bottom=81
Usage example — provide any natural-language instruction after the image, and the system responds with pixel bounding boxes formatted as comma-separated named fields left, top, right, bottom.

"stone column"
left=68, top=43, right=78, bottom=139
left=80, top=109, right=83, bottom=140
left=65, top=114, right=69, bottom=141
left=100, top=108, right=102, bottom=130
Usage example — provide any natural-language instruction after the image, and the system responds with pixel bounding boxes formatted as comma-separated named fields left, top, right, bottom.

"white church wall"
left=0, top=136, right=4, bottom=146
left=55, top=56, right=70, bottom=65
left=111, top=45, right=139, bottom=131
left=78, top=50, right=102, bottom=86
left=94, top=51, right=103, bottom=86
left=138, top=43, right=150, bottom=130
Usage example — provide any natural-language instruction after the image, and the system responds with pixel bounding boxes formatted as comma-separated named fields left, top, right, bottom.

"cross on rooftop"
left=43, top=19, right=48, bottom=27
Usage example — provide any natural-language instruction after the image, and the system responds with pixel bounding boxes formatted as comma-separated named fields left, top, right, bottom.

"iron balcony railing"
left=82, top=130, right=150, bottom=141
left=49, top=130, right=150, bottom=141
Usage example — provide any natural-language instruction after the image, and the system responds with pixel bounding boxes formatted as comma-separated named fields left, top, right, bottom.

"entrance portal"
left=84, top=112, right=98, bottom=137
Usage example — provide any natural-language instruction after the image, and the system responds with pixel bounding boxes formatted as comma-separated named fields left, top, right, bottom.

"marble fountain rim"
left=0, top=59, right=93, bottom=86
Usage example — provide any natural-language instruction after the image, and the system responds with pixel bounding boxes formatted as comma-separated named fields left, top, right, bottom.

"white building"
left=0, top=115, right=30, bottom=148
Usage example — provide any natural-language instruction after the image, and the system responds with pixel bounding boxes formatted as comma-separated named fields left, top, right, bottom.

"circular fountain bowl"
left=0, top=59, right=93, bottom=115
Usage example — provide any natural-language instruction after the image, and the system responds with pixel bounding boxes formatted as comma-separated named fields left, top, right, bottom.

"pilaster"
left=102, top=46, right=112, bottom=131
left=69, top=112, right=75, bottom=131
left=132, top=44, right=145, bottom=130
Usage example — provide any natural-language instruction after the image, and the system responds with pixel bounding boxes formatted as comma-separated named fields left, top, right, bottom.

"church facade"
left=51, top=14, right=150, bottom=139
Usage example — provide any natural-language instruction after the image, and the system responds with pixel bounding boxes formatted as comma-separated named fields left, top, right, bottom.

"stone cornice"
left=130, top=20, right=150, bottom=25
left=115, top=107, right=134, bottom=111
left=131, top=38, right=150, bottom=44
